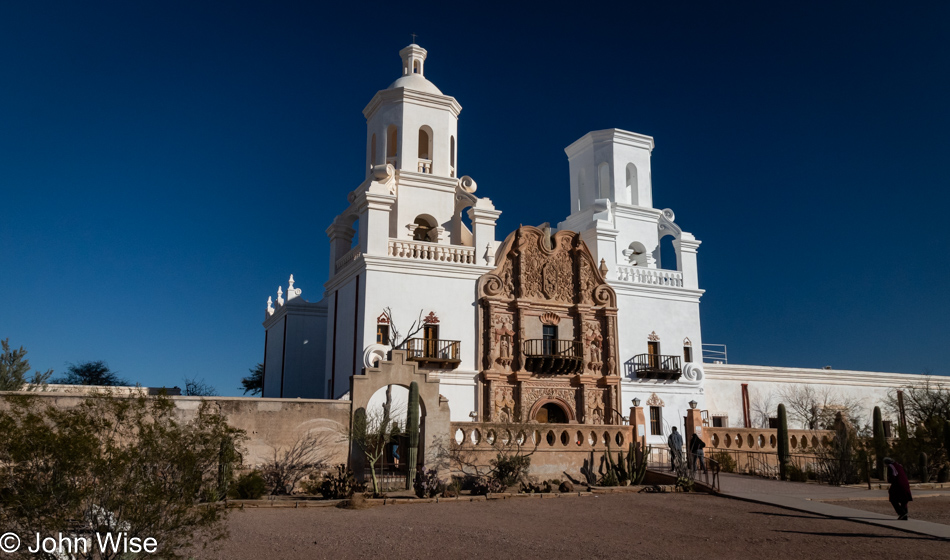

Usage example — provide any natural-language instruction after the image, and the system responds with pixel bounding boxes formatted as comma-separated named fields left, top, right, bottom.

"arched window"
left=413, top=60, right=420, bottom=74
left=659, top=234, right=678, bottom=271
left=626, top=163, right=638, bottom=205
left=418, top=128, right=430, bottom=159
left=417, top=126, right=432, bottom=173
left=598, top=162, right=610, bottom=199
left=386, top=125, right=398, bottom=159
left=370, top=133, right=377, bottom=166
left=412, top=215, right=437, bottom=242
left=449, top=135, right=456, bottom=177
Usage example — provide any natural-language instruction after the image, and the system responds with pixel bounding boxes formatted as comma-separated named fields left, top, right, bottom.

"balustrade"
left=387, top=239, right=475, bottom=264
left=451, top=422, right=633, bottom=452
left=616, top=265, right=684, bottom=287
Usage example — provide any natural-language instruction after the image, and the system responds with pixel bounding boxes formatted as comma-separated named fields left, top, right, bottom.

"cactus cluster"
left=595, top=442, right=650, bottom=486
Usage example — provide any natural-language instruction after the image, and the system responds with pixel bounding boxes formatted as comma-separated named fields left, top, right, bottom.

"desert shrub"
left=786, top=464, right=809, bottom=483
left=711, top=451, right=736, bottom=473
left=413, top=468, right=446, bottom=498
left=320, top=464, right=359, bottom=499
left=230, top=470, right=267, bottom=499
left=471, top=476, right=506, bottom=496
left=260, top=432, right=331, bottom=495
left=0, top=393, right=244, bottom=560
left=676, top=476, right=694, bottom=492
left=491, top=453, right=531, bottom=488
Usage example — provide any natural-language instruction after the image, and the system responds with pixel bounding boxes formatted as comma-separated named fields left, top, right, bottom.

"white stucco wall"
left=704, top=363, right=950, bottom=429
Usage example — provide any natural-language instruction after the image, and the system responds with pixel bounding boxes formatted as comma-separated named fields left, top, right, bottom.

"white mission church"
left=260, top=44, right=945, bottom=446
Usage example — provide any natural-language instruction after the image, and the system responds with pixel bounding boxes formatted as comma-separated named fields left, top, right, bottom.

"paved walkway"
left=716, top=473, right=950, bottom=540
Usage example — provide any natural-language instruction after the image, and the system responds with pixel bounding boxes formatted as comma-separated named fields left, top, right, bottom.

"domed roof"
left=387, top=73, right=443, bottom=95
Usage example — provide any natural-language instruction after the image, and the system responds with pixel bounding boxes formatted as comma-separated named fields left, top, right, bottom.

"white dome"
left=387, top=73, right=442, bottom=95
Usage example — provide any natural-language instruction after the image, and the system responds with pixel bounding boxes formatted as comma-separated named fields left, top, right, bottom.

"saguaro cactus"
left=872, top=406, right=887, bottom=479
left=777, top=404, right=790, bottom=481
left=406, top=381, right=420, bottom=490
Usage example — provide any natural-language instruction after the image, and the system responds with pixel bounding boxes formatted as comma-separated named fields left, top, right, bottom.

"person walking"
left=883, top=457, right=912, bottom=520
left=689, top=432, right=706, bottom=473
left=667, top=427, right=684, bottom=472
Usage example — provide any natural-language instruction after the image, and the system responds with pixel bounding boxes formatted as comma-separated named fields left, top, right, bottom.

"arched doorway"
left=535, top=401, right=569, bottom=424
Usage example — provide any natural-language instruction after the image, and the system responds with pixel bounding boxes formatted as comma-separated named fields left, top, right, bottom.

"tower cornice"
left=363, top=88, right=462, bottom=120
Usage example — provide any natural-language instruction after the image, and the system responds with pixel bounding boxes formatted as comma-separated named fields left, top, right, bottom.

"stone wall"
left=0, top=392, right=352, bottom=469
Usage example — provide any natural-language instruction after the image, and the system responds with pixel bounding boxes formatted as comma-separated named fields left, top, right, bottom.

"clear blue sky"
left=2, top=1, right=948, bottom=395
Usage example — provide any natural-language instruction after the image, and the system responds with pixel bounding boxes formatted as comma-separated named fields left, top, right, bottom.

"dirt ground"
left=190, top=493, right=948, bottom=559
left=824, top=495, right=950, bottom=526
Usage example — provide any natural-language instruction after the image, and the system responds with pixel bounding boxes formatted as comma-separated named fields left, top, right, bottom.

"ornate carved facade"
left=477, top=226, right=621, bottom=425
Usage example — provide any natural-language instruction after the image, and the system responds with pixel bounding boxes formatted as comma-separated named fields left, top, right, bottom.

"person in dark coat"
left=667, top=427, right=684, bottom=472
left=883, top=457, right=912, bottom=520
left=689, top=433, right=706, bottom=473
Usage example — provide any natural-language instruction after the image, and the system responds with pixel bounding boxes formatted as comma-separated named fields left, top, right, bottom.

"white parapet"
left=616, top=265, right=684, bottom=287
left=334, top=246, right=363, bottom=273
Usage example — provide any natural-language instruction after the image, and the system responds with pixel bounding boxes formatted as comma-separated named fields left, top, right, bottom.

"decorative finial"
left=599, top=258, right=608, bottom=277
left=276, top=286, right=284, bottom=306
left=267, top=296, right=274, bottom=316
left=287, top=274, right=302, bottom=301
left=410, top=32, right=418, bottom=44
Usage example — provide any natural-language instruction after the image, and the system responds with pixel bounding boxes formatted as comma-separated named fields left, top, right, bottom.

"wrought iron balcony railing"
left=522, top=339, right=583, bottom=375
left=403, top=338, right=461, bottom=368
left=632, top=353, right=682, bottom=380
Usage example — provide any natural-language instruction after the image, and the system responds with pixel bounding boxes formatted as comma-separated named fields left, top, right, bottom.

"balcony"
left=404, top=338, right=461, bottom=368
left=417, top=158, right=432, bottom=174
left=632, top=354, right=682, bottom=380
left=522, top=339, right=584, bottom=375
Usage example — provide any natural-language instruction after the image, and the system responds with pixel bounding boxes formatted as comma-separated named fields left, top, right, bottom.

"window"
left=542, top=324, right=557, bottom=355
left=376, top=324, right=389, bottom=345
left=768, top=417, right=778, bottom=429
left=684, top=345, right=693, bottom=363
left=650, top=406, right=662, bottom=436
left=882, top=420, right=892, bottom=438
left=712, top=416, right=728, bottom=428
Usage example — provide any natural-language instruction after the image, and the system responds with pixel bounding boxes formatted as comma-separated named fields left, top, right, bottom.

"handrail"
left=403, top=338, right=460, bottom=362
left=522, top=339, right=581, bottom=358
left=632, top=353, right=681, bottom=379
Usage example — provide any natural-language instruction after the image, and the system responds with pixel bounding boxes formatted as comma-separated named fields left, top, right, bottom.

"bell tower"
left=363, top=44, right=462, bottom=179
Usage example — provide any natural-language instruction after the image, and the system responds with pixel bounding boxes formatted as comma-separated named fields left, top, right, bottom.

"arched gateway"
left=477, top=226, right=622, bottom=425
